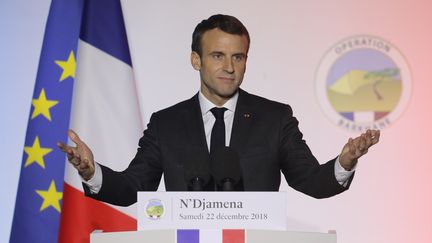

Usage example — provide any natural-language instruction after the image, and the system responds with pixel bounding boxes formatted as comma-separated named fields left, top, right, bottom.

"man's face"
left=191, top=28, right=248, bottom=106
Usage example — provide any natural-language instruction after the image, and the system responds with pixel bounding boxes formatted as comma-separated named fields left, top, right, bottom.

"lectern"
left=91, top=230, right=337, bottom=243
left=90, top=192, right=337, bottom=243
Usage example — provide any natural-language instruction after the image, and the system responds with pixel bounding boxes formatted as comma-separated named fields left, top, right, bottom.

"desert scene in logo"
left=327, top=68, right=402, bottom=116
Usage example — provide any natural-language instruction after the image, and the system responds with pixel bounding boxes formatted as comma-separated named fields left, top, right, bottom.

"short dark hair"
left=192, top=14, right=250, bottom=56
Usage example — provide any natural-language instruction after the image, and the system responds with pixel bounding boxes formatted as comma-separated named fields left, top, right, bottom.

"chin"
left=218, top=88, right=239, bottom=99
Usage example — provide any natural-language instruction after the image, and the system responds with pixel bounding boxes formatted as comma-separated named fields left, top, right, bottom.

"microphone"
left=210, top=147, right=242, bottom=191
left=183, top=151, right=211, bottom=191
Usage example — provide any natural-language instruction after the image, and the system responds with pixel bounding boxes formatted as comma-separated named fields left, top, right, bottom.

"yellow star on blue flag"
left=23, top=136, right=52, bottom=169
left=31, top=89, right=59, bottom=121
left=55, top=50, right=76, bottom=81
left=36, top=180, right=63, bottom=212
left=10, top=0, right=84, bottom=242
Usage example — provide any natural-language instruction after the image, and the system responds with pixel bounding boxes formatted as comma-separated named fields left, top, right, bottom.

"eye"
left=212, top=54, right=223, bottom=60
left=233, top=55, right=245, bottom=62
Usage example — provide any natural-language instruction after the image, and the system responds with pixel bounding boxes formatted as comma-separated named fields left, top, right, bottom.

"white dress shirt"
left=199, top=91, right=238, bottom=150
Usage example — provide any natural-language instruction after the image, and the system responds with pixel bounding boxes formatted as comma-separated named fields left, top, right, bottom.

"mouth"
left=218, top=77, right=235, bottom=81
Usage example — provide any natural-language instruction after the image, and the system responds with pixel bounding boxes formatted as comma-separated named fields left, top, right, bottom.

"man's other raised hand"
left=57, top=129, right=95, bottom=181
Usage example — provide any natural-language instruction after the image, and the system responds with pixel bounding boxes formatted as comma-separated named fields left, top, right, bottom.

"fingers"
left=70, top=149, right=81, bottom=165
left=339, top=130, right=380, bottom=170
left=362, top=129, right=380, bottom=148
left=57, top=142, right=75, bottom=158
left=339, top=138, right=357, bottom=170
left=358, top=134, right=368, bottom=153
left=58, top=130, right=82, bottom=158
left=57, top=141, right=68, bottom=152
left=57, top=133, right=82, bottom=165
left=364, top=131, right=373, bottom=148
left=352, top=137, right=364, bottom=158
left=68, top=129, right=82, bottom=146
left=370, top=130, right=380, bottom=145
left=69, top=153, right=88, bottom=170
left=351, top=129, right=380, bottom=158
left=57, top=130, right=95, bottom=180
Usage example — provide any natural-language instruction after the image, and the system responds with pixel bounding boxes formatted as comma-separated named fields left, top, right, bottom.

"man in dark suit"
left=58, top=14, right=380, bottom=207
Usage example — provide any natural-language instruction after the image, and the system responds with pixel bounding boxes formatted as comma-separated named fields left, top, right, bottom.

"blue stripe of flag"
left=177, top=229, right=200, bottom=243
left=80, top=0, right=132, bottom=66
left=10, top=0, right=83, bottom=242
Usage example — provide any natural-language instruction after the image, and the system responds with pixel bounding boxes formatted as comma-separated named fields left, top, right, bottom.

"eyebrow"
left=209, top=51, right=224, bottom=55
left=209, top=51, right=246, bottom=57
left=233, top=53, right=246, bottom=57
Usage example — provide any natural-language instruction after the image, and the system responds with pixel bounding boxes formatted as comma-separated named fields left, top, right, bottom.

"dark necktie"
left=210, top=107, right=227, bottom=154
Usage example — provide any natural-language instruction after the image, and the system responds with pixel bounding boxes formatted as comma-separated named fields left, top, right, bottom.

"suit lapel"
left=182, top=93, right=209, bottom=152
left=180, top=94, right=216, bottom=190
left=230, top=89, right=254, bottom=154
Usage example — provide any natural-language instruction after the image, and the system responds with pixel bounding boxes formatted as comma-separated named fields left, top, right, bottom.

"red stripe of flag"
left=223, top=229, right=245, bottom=243
left=59, top=183, right=136, bottom=243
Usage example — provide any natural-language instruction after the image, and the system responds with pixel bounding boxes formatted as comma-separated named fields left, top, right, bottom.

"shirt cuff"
left=334, top=156, right=355, bottom=187
left=82, top=162, right=102, bottom=194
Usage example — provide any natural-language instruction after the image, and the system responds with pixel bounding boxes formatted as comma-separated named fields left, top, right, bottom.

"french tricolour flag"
left=177, top=229, right=245, bottom=243
left=59, top=0, right=141, bottom=241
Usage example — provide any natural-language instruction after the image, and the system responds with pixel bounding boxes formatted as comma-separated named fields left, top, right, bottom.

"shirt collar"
left=198, top=90, right=239, bottom=116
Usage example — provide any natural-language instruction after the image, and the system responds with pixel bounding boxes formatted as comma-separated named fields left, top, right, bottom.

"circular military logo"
left=145, top=199, right=164, bottom=220
left=316, top=35, right=411, bottom=132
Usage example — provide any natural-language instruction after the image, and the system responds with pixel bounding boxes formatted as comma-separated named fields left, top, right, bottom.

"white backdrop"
left=0, top=0, right=51, bottom=241
left=1, top=0, right=431, bottom=242
left=122, top=1, right=432, bottom=243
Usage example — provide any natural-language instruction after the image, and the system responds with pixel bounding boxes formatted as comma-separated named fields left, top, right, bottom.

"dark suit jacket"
left=85, top=89, right=352, bottom=206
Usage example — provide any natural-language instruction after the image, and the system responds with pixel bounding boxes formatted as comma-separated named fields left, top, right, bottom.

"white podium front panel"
left=90, top=230, right=174, bottom=243
left=247, top=230, right=337, bottom=243
left=137, top=192, right=287, bottom=230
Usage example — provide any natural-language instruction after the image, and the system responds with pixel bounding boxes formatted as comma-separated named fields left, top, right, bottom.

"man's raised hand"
left=339, top=129, right=380, bottom=171
left=57, top=129, right=95, bottom=181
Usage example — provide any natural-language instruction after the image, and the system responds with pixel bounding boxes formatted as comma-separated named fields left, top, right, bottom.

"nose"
left=223, top=58, right=234, bottom=74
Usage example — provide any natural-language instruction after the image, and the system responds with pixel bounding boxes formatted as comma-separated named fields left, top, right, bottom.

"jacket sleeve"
left=278, top=105, right=353, bottom=198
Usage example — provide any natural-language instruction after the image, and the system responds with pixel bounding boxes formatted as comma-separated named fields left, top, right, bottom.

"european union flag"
left=10, top=0, right=83, bottom=242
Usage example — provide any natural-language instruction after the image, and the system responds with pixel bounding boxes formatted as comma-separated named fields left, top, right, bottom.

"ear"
left=191, top=51, right=201, bottom=71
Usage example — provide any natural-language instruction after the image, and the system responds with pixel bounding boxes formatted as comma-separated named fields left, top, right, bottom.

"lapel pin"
left=244, top=113, right=251, bottom=118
